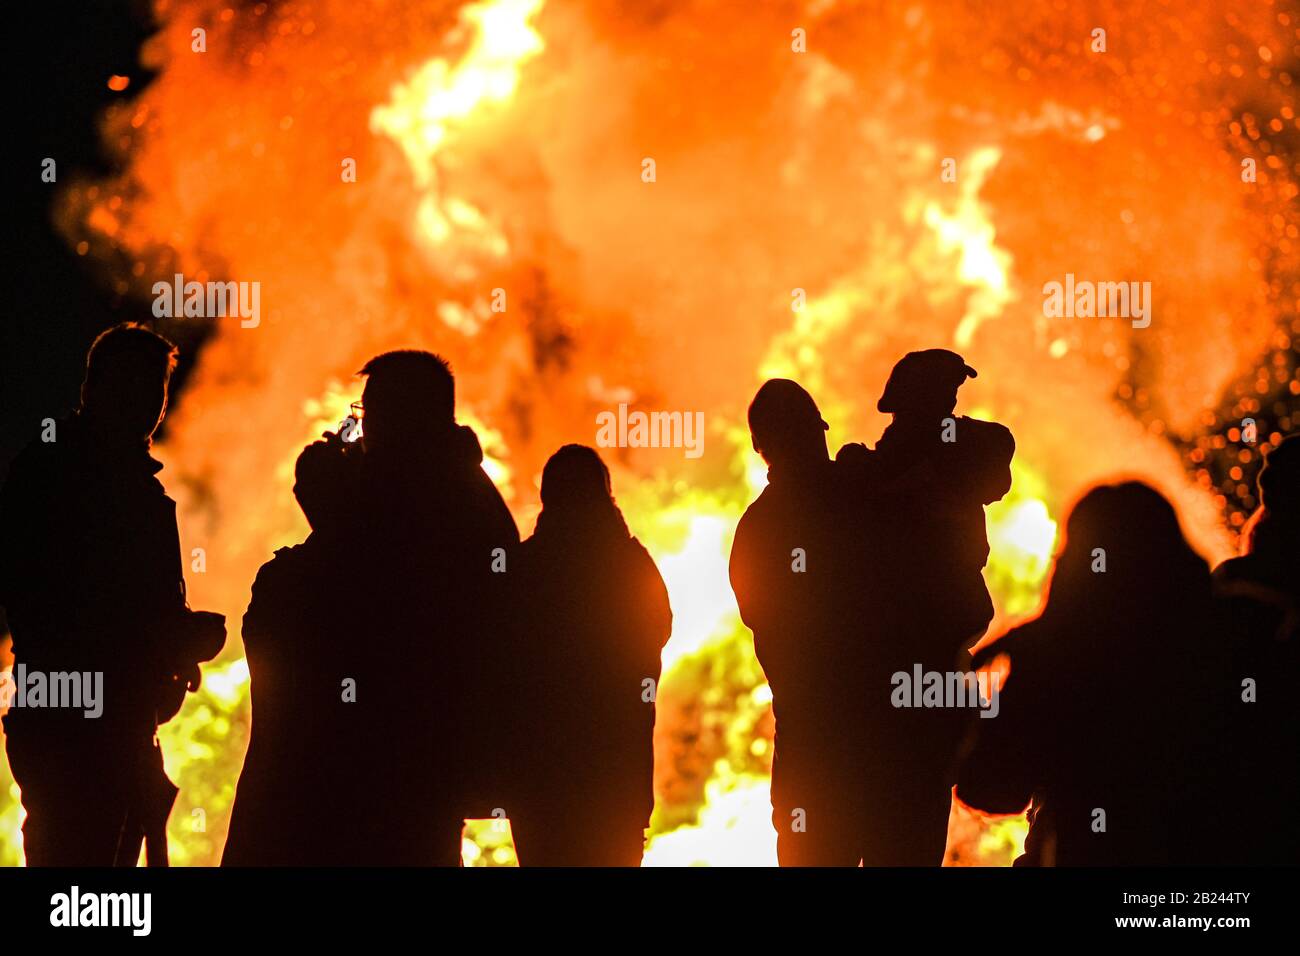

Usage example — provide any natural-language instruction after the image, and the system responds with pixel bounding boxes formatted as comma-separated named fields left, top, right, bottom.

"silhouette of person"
left=838, top=348, right=1014, bottom=865
left=730, top=379, right=871, bottom=866
left=1215, top=433, right=1300, bottom=627
left=501, top=445, right=671, bottom=866
left=348, top=350, right=519, bottom=865
left=1212, top=434, right=1299, bottom=864
left=0, top=324, right=226, bottom=866
left=957, top=482, right=1233, bottom=865
left=844, top=349, right=1014, bottom=644
left=223, top=436, right=362, bottom=865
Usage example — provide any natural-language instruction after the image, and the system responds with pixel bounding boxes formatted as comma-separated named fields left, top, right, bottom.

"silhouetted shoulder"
left=731, top=486, right=779, bottom=562
left=736, top=484, right=779, bottom=524
left=729, top=487, right=779, bottom=631
left=626, top=536, right=672, bottom=639
left=249, top=543, right=311, bottom=583
left=453, top=423, right=521, bottom=545
left=0, top=433, right=59, bottom=514
left=0, top=437, right=60, bottom=604
left=515, top=533, right=541, bottom=563
left=625, top=536, right=659, bottom=567
left=6, top=432, right=56, bottom=476
left=3, top=424, right=79, bottom=495
left=243, top=544, right=313, bottom=643
left=452, top=422, right=485, bottom=463
left=1212, top=554, right=1275, bottom=592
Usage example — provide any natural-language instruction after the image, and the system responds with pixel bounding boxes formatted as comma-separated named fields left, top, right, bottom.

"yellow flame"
left=371, top=0, right=544, bottom=175
left=920, top=147, right=1016, bottom=348
left=370, top=0, right=545, bottom=253
left=984, top=460, right=1060, bottom=620
left=655, top=513, right=742, bottom=666
left=642, top=771, right=777, bottom=867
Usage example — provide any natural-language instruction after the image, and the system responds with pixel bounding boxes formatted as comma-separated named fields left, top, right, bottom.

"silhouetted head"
left=877, top=349, right=976, bottom=420
left=1257, top=433, right=1299, bottom=516
left=541, top=443, right=614, bottom=508
left=747, top=379, right=829, bottom=467
left=357, top=350, right=454, bottom=454
left=1047, top=481, right=1209, bottom=620
left=79, top=323, right=178, bottom=444
left=536, top=444, right=628, bottom=537
left=293, top=440, right=355, bottom=533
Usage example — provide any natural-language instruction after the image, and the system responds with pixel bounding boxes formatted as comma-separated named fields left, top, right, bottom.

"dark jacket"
left=504, top=506, right=670, bottom=865
left=1212, top=520, right=1300, bottom=865
left=959, top=573, right=1233, bottom=865
left=857, top=415, right=1014, bottom=647
left=729, top=458, right=864, bottom=739
left=1, top=414, right=222, bottom=865
left=347, top=423, right=520, bottom=864
left=0, top=414, right=221, bottom=745
left=223, top=531, right=358, bottom=865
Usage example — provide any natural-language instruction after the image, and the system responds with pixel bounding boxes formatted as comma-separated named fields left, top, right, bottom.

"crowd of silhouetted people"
left=1, top=324, right=1296, bottom=866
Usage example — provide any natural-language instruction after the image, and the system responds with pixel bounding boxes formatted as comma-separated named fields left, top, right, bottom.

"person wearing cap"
left=867, top=350, right=1013, bottom=628
left=730, top=379, right=879, bottom=865
left=838, top=348, right=1014, bottom=865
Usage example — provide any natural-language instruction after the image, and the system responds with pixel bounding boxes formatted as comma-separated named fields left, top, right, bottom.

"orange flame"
left=3, top=0, right=1294, bottom=867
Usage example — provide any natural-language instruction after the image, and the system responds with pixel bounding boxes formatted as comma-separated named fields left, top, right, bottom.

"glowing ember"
left=2, top=0, right=1296, bottom=867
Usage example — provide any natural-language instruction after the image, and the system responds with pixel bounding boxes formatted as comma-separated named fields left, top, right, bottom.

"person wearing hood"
left=0, top=324, right=226, bottom=865
left=347, top=349, right=519, bottom=864
left=842, top=348, right=1014, bottom=645
left=502, top=444, right=670, bottom=866
left=958, top=482, right=1234, bottom=865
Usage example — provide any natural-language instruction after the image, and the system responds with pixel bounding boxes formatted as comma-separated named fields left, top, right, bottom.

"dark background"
left=2, top=0, right=211, bottom=473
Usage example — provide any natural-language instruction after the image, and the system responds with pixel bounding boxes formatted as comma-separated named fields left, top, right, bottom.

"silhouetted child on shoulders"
left=837, top=348, right=1014, bottom=865
left=840, top=348, right=1013, bottom=646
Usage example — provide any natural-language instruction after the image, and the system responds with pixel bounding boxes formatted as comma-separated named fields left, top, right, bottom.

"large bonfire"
left=1, top=0, right=1296, bottom=866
